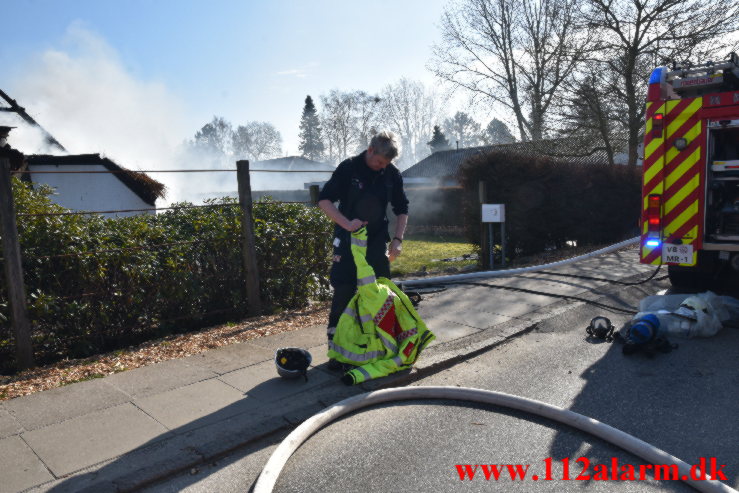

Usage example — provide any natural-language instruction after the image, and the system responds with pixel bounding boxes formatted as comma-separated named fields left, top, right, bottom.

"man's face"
left=366, top=147, right=392, bottom=171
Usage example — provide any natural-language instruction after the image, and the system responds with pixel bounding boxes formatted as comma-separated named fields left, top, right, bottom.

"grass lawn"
left=390, top=234, right=478, bottom=277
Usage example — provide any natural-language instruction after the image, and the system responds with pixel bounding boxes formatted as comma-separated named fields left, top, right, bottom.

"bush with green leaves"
left=0, top=178, right=332, bottom=372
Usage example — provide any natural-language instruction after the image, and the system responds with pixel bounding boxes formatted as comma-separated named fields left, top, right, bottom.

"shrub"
left=0, top=179, right=332, bottom=372
left=458, top=151, right=641, bottom=260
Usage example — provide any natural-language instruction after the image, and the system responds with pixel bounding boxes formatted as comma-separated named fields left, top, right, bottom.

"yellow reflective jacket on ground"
left=327, top=227, right=435, bottom=384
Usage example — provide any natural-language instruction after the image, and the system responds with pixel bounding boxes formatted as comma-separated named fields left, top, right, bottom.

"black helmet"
left=275, top=348, right=312, bottom=381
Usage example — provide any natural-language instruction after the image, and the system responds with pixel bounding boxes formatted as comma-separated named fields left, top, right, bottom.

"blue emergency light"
left=646, top=239, right=661, bottom=247
left=649, top=67, right=665, bottom=85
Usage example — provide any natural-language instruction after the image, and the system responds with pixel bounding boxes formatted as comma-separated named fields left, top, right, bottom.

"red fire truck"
left=641, top=53, right=739, bottom=288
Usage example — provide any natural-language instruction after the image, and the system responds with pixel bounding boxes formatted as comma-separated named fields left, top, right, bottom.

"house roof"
left=402, top=135, right=629, bottom=179
left=26, top=153, right=166, bottom=205
left=251, top=156, right=335, bottom=171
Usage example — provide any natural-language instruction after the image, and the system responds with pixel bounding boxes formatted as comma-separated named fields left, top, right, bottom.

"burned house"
left=24, top=153, right=165, bottom=217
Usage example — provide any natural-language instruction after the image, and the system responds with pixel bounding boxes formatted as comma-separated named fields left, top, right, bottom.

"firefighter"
left=317, top=131, right=409, bottom=365
left=327, top=227, right=435, bottom=384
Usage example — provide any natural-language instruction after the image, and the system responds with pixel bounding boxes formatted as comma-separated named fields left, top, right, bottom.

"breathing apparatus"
left=586, top=316, right=615, bottom=342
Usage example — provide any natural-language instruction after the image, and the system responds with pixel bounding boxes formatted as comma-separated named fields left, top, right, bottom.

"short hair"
left=369, top=130, right=400, bottom=160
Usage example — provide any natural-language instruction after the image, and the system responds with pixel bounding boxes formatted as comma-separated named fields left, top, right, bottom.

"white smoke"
left=1, top=23, right=247, bottom=206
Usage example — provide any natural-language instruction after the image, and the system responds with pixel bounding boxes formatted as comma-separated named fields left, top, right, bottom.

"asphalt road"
left=143, top=280, right=739, bottom=493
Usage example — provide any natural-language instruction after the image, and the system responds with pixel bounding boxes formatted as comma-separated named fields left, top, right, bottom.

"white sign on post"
left=482, top=204, right=505, bottom=223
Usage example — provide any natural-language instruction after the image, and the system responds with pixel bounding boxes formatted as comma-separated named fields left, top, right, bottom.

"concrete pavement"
left=0, top=246, right=673, bottom=492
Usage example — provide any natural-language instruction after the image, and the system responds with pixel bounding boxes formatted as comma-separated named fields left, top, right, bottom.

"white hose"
left=399, top=236, right=640, bottom=288
left=254, top=386, right=736, bottom=493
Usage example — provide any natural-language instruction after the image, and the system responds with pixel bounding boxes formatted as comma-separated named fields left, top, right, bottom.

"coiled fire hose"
left=254, top=386, right=737, bottom=493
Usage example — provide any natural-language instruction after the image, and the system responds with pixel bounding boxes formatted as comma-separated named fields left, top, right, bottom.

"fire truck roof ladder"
left=665, top=52, right=739, bottom=96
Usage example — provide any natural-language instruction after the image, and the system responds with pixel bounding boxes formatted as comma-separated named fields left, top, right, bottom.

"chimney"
left=0, top=126, right=13, bottom=147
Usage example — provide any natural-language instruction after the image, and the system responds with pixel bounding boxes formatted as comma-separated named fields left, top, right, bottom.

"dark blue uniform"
left=319, top=151, right=409, bottom=329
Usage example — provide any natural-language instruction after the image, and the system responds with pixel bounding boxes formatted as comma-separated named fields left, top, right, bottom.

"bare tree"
left=580, top=0, right=739, bottom=165
left=379, top=78, right=447, bottom=169
left=320, top=90, right=358, bottom=165
left=320, top=90, right=382, bottom=164
left=430, top=0, right=588, bottom=141
left=353, top=92, right=382, bottom=154
left=193, top=116, right=233, bottom=155
left=233, top=121, right=282, bottom=162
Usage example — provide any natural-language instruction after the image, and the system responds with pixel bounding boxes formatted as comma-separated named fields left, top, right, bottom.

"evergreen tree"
left=427, top=125, right=451, bottom=153
left=298, top=95, right=325, bottom=161
left=483, top=118, right=516, bottom=145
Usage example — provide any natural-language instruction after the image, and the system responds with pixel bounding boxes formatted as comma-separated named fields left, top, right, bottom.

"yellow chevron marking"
left=643, top=150, right=664, bottom=185
left=665, top=147, right=700, bottom=189
left=666, top=98, right=702, bottom=136
left=665, top=199, right=698, bottom=236
left=640, top=245, right=661, bottom=264
left=664, top=121, right=702, bottom=167
left=665, top=175, right=698, bottom=214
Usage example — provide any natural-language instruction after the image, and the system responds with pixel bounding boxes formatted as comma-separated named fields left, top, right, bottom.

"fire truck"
left=641, top=52, right=739, bottom=288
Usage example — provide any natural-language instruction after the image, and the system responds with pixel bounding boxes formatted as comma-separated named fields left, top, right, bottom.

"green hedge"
left=0, top=179, right=332, bottom=372
left=458, top=151, right=641, bottom=260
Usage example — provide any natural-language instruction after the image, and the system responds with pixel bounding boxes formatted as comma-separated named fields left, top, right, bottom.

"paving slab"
left=248, top=324, right=327, bottom=352
left=104, top=358, right=217, bottom=398
left=219, top=360, right=335, bottom=402
left=3, top=378, right=130, bottom=431
left=181, top=341, right=273, bottom=375
left=0, top=435, right=54, bottom=493
left=309, top=343, right=330, bottom=367
left=21, top=403, right=168, bottom=477
left=133, top=379, right=255, bottom=432
left=0, top=404, right=23, bottom=439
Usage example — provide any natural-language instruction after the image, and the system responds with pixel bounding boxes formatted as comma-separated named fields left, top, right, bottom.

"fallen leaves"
left=0, top=303, right=329, bottom=401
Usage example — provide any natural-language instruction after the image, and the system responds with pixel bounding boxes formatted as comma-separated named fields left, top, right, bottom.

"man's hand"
left=344, top=219, right=366, bottom=232
left=388, top=238, right=402, bottom=262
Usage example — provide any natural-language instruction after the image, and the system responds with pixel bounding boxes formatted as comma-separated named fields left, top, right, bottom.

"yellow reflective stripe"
left=641, top=243, right=661, bottom=264
left=664, top=175, right=698, bottom=214
left=665, top=147, right=700, bottom=189
left=378, top=332, right=398, bottom=354
left=357, top=275, right=376, bottom=286
left=665, top=199, right=699, bottom=236
left=329, top=341, right=385, bottom=362
left=664, top=121, right=702, bottom=168
left=351, top=237, right=368, bottom=247
left=355, top=367, right=371, bottom=382
left=666, top=98, right=702, bottom=137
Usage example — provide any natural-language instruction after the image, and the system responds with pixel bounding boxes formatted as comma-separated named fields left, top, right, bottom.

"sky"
left=1, top=0, right=454, bottom=164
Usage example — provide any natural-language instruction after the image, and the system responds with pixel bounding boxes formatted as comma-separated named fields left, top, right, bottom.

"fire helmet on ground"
left=275, top=347, right=311, bottom=381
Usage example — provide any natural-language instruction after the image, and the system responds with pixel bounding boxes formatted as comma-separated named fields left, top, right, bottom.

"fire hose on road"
left=254, top=386, right=737, bottom=493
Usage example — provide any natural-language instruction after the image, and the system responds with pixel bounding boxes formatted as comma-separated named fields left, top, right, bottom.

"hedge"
left=0, top=179, right=333, bottom=372
left=458, top=150, right=641, bottom=260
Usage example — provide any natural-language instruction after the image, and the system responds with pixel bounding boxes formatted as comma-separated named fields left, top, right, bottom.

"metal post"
left=309, top=185, right=320, bottom=205
left=0, top=158, right=34, bottom=369
left=236, top=160, right=263, bottom=316
left=488, top=223, right=494, bottom=269
left=478, top=181, right=489, bottom=269
left=501, top=220, right=506, bottom=267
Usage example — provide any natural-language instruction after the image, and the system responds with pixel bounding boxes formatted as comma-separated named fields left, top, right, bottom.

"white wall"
left=28, top=164, right=154, bottom=217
